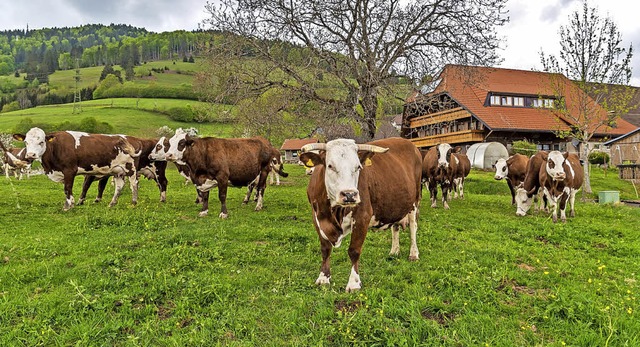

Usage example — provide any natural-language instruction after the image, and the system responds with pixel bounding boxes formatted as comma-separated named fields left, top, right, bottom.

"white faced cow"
left=13, top=128, right=138, bottom=210
left=244, top=145, right=288, bottom=203
left=514, top=151, right=550, bottom=217
left=493, top=153, right=529, bottom=205
left=163, top=131, right=275, bottom=218
left=422, top=143, right=457, bottom=209
left=299, top=137, right=422, bottom=292
left=0, top=141, right=31, bottom=179
left=540, top=151, right=584, bottom=223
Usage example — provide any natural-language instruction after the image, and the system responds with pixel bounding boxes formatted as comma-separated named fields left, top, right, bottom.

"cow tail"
left=118, top=138, right=141, bottom=157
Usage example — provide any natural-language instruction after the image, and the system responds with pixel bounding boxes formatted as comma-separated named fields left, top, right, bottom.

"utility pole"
left=72, top=59, right=82, bottom=114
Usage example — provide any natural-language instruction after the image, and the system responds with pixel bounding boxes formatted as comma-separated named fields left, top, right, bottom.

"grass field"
left=0, top=164, right=638, bottom=346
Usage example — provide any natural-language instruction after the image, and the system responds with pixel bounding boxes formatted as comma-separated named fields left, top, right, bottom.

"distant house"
left=280, top=138, right=318, bottom=163
left=402, top=65, right=638, bottom=153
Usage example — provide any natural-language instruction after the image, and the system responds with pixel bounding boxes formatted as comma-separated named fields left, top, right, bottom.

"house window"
left=501, top=96, right=512, bottom=106
left=513, top=97, right=524, bottom=107
left=532, top=99, right=543, bottom=108
left=544, top=99, right=554, bottom=108
left=490, top=95, right=501, bottom=105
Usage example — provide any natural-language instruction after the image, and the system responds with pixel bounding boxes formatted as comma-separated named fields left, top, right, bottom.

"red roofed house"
left=280, top=138, right=319, bottom=163
left=401, top=65, right=638, bottom=152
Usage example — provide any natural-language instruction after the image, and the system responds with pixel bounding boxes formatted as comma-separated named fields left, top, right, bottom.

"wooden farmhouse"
left=280, top=138, right=318, bottom=163
left=401, top=65, right=638, bottom=152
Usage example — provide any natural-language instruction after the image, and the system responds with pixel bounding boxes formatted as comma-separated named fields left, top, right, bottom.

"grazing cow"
left=13, top=128, right=138, bottom=210
left=422, top=143, right=458, bottom=209
left=540, top=151, right=583, bottom=223
left=514, top=151, right=550, bottom=216
left=164, top=132, right=275, bottom=218
left=493, top=153, right=529, bottom=205
left=451, top=152, right=471, bottom=199
left=78, top=136, right=169, bottom=205
left=0, top=141, right=31, bottom=179
left=299, top=137, right=422, bottom=292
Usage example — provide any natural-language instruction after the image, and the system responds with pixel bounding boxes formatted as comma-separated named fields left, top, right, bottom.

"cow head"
left=149, top=136, right=170, bottom=161
left=13, top=127, right=53, bottom=162
left=436, top=143, right=453, bottom=169
left=546, top=151, right=566, bottom=181
left=514, top=182, right=538, bottom=216
left=493, top=158, right=508, bottom=180
left=300, top=139, right=388, bottom=207
left=164, top=128, right=190, bottom=164
left=270, top=153, right=289, bottom=177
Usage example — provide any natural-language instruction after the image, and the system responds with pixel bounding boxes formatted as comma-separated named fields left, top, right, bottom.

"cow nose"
left=26, top=152, right=37, bottom=159
left=516, top=209, right=526, bottom=217
left=494, top=175, right=501, bottom=180
left=165, top=153, right=174, bottom=160
left=555, top=173, right=566, bottom=180
left=339, top=190, right=359, bottom=204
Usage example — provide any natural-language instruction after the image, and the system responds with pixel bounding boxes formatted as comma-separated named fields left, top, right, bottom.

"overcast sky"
left=1, top=0, right=639, bottom=86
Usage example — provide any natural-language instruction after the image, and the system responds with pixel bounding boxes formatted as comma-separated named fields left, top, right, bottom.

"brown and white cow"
left=0, top=141, right=31, bottom=179
left=78, top=136, right=169, bottom=205
left=422, top=143, right=458, bottom=209
left=164, top=132, right=275, bottom=218
left=493, top=153, right=529, bottom=205
left=451, top=152, right=471, bottom=199
left=13, top=128, right=138, bottom=210
left=540, top=151, right=584, bottom=223
left=514, top=151, right=549, bottom=216
left=245, top=145, right=288, bottom=202
left=299, top=137, right=422, bottom=292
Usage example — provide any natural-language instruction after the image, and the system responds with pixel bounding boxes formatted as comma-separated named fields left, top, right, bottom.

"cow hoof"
left=345, top=283, right=361, bottom=293
left=443, top=204, right=450, bottom=210
left=218, top=212, right=228, bottom=219
left=409, top=255, right=419, bottom=261
left=242, top=200, right=249, bottom=205
left=198, top=210, right=209, bottom=217
left=431, top=203, right=437, bottom=208
left=315, top=273, right=331, bottom=285
left=94, top=198, right=102, bottom=203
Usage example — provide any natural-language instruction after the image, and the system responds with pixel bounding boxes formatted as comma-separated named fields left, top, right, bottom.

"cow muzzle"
left=494, top=175, right=503, bottom=180
left=553, top=173, right=566, bottom=181
left=338, top=190, right=360, bottom=206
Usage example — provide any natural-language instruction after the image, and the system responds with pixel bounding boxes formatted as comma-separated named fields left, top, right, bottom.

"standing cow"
left=13, top=128, right=139, bottom=210
left=245, top=145, right=288, bottom=202
left=540, top=151, right=583, bottom=223
left=164, top=132, right=275, bottom=218
left=514, top=151, right=550, bottom=216
left=299, top=137, right=422, bottom=292
left=0, top=141, right=31, bottom=179
left=78, top=136, right=169, bottom=205
left=451, top=152, right=471, bottom=199
left=493, top=153, right=529, bottom=205
left=422, top=143, right=458, bottom=209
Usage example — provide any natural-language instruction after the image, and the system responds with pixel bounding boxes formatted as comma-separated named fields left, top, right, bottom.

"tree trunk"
left=360, top=86, right=378, bottom=141
left=581, top=142, right=592, bottom=194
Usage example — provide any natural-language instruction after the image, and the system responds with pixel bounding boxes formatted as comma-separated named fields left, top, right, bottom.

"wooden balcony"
left=408, top=107, right=472, bottom=128
left=409, top=130, right=486, bottom=148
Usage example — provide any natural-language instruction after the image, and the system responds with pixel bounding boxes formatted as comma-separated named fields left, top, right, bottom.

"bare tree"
left=540, top=1, right=634, bottom=194
left=200, top=0, right=508, bottom=140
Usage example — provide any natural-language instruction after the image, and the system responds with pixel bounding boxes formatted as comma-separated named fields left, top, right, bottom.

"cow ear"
left=358, top=151, right=377, bottom=167
left=185, top=136, right=195, bottom=147
left=46, top=135, right=55, bottom=142
left=13, top=134, right=25, bottom=141
left=563, top=152, right=569, bottom=159
left=453, top=146, right=462, bottom=153
left=300, top=152, right=324, bottom=167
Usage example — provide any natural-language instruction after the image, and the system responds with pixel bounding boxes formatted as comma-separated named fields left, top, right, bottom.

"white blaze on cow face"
left=514, top=187, right=533, bottom=216
left=494, top=158, right=508, bottom=180
left=149, top=136, right=168, bottom=161
left=436, top=143, right=453, bottom=168
left=546, top=151, right=567, bottom=181
left=324, top=139, right=363, bottom=207
left=165, top=128, right=188, bottom=164
left=21, top=127, right=48, bottom=161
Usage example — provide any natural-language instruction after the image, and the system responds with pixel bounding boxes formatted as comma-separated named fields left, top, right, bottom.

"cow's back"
left=508, top=153, right=529, bottom=184
left=522, top=151, right=548, bottom=193
left=43, top=132, right=134, bottom=171
left=362, top=138, right=422, bottom=224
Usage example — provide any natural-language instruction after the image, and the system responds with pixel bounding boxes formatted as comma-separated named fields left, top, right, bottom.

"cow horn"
left=301, top=143, right=326, bottom=152
left=356, top=144, right=389, bottom=153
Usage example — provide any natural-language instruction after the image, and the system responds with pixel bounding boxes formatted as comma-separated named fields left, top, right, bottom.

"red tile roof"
left=280, top=138, right=318, bottom=150
left=410, top=65, right=637, bottom=136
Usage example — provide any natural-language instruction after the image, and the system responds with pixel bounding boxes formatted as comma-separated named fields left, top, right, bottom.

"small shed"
left=280, top=138, right=318, bottom=163
left=467, top=142, right=509, bottom=169
left=603, top=127, right=640, bottom=165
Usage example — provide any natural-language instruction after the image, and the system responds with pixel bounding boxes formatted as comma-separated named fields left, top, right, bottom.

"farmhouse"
left=280, top=138, right=318, bottom=163
left=401, top=65, right=638, bottom=152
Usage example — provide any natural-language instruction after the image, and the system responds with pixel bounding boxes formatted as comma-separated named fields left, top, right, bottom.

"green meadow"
left=0, top=163, right=638, bottom=346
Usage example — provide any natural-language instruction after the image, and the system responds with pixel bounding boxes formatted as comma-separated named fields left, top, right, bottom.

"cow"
left=0, top=141, right=31, bottom=179
left=422, top=143, right=457, bottom=209
left=493, top=153, right=529, bottom=205
left=163, top=132, right=276, bottom=218
left=244, top=146, right=288, bottom=202
left=299, top=137, right=422, bottom=292
left=77, top=136, right=169, bottom=205
left=13, top=128, right=138, bottom=210
left=149, top=131, right=201, bottom=203
left=539, top=151, right=584, bottom=223
left=451, top=152, right=471, bottom=199
left=514, top=151, right=550, bottom=217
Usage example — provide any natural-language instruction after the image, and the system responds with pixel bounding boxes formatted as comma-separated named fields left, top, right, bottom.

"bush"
left=588, top=151, right=610, bottom=165
left=512, top=140, right=537, bottom=155
left=1, top=101, right=19, bottom=113
left=165, top=106, right=195, bottom=122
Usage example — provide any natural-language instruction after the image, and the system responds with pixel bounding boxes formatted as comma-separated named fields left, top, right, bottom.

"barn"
left=603, top=127, right=640, bottom=181
left=280, top=138, right=318, bottom=163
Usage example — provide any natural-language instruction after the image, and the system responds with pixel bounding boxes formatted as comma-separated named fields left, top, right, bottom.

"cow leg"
left=194, top=176, right=218, bottom=217
left=345, top=230, right=366, bottom=292
left=458, top=178, right=465, bottom=199
left=95, top=177, right=109, bottom=203
left=408, top=204, right=420, bottom=261
left=429, top=180, right=438, bottom=208
left=559, top=191, right=569, bottom=223
left=3, top=164, right=8, bottom=178
left=128, top=173, right=139, bottom=206
left=199, top=191, right=210, bottom=217
left=157, top=174, right=168, bottom=203
left=507, top=179, right=516, bottom=205
left=316, top=238, right=333, bottom=286
left=390, top=224, right=400, bottom=256
left=78, top=176, right=97, bottom=205
left=441, top=183, right=450, bottom=210
left=254, top=170, right=269, bottom=211
left=217, top=182, right=229, bottom=218
left=569, top=189, right=577, bottom=217
left=108, top=176, right=126, bottom=207
left=243, top=176, right=258, bottom=204
left=62, top=173, right=76, bottom=211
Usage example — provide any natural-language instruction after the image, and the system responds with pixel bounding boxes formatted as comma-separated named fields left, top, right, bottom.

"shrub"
left=93, top=74, right=122, bottom=99
left=512, top=140, right=537, bottom=155
left=156, top=125, right=174, bottom=138
left=166, top=106, right=195, bottom=122
left=588, top=151, right=610, bottom=165
left=1, top=101, right=19, bottom=113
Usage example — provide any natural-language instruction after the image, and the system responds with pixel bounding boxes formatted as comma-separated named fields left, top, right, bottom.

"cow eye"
left=502, top=167, right=506, bottom=172
left=39, top=141, right=44, bottom=145
left=327, top=164, right=336, bottom=172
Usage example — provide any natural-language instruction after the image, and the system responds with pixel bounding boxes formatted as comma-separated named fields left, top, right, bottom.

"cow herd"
left=3, top=128, right=585, bottom=292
